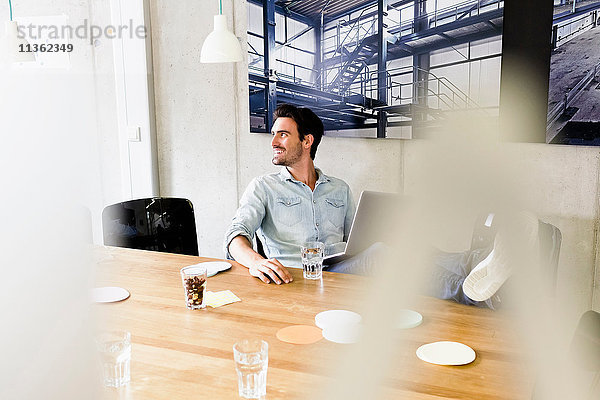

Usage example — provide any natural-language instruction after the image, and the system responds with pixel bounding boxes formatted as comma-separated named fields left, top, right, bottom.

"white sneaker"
left=463, top=212, right=539, bottom=302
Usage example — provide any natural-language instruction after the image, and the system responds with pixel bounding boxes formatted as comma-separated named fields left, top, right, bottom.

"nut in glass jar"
left=180, top=265, right=208, bottom=310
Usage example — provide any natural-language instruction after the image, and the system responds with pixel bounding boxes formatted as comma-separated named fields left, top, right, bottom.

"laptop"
left=324, top=190, right=402, bottom=264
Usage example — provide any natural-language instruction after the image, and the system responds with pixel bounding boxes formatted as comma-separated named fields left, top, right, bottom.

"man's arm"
left=224, top=178, right=293, bottom=284
left=228, top=236, right=293, bottom=284
left=343, top=186, right=357, bottom=241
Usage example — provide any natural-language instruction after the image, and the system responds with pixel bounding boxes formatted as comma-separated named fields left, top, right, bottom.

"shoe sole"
left=463, top=264, right=511, bottom=302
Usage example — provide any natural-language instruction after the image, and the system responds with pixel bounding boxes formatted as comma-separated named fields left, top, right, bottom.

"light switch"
left=127, top=126, right=141, bottom=142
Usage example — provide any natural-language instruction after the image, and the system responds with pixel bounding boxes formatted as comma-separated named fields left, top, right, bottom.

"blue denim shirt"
left=224, top=167, right=356, bottom=268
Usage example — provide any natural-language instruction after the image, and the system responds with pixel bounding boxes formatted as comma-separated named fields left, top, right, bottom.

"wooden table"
left=95, top=246, right=533, bottom=399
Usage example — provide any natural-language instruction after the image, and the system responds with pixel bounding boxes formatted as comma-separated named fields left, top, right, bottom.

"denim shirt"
left=224, top=167, right=356, bottom=268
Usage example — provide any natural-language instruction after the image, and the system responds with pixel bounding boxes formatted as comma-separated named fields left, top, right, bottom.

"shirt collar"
left=278, top=167, right=331, bottom=184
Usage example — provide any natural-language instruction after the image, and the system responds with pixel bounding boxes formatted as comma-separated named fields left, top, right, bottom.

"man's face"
left=271, top=117, right=308, bottom=167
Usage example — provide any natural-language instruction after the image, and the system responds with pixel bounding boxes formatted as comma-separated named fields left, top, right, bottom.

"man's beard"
left=272, top=142, right=304, bottom=166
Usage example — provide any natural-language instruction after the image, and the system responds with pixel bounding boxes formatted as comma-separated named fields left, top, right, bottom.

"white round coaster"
left=396, top=309, right=423, bottom=329
left=186, top=261, right=231, bottom=277
left=315, top=310, right=362, bottom=330
left=416, top=341, right=476, bottom=366
left=204, top=261, right=232, bottom=277
left=322, top=324, right=362, bottom=344
left=92, top=287, right=130, bottom=303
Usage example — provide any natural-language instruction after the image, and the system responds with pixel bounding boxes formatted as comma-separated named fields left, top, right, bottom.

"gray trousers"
left=324, top=242, right=496, bottom=309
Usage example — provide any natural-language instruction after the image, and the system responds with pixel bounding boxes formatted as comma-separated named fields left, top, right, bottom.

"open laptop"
left=324, top=190, right=402, bottom=264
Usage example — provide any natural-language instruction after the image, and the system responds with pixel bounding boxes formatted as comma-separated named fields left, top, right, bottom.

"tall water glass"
left=233, top=339, right=268, bottom=399
left=95, top=331, right=131, bottom=388
left=301, top=241, right=324, bottom=279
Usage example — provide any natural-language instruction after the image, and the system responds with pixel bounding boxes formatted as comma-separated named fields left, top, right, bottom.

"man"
left=224, top=104, right=355, bottom=284
left=224, top=104, right=545, bottom=310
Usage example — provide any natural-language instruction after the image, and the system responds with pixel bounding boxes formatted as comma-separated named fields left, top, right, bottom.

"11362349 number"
left=19, top=43, right=73, bottom=53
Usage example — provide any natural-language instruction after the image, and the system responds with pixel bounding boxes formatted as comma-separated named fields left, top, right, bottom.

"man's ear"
left=304, top=134, right=314, bottom=149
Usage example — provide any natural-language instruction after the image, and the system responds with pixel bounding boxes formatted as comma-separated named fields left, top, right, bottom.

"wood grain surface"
left=94, top=246, right=533, bottom=399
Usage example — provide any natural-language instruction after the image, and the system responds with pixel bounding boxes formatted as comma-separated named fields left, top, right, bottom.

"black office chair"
left=256, top=235, right=267, bottom=258
left=470, top=212, right=562, bottom=297
left=532, top=310, right=600, bottom=400
left=469, top=212, right=499, bottom=251
left=102, top=197, right=199, bottom=256
left=571, top=310, right=600, bottom=399
left=538, top=220, right=562, bottom=296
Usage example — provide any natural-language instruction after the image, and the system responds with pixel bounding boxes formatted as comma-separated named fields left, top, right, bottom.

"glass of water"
left=233, top=339, right=268, bottom=399
left=301, top=241, right=324, bottom=280
left=95, top=330, right=131, bottom=388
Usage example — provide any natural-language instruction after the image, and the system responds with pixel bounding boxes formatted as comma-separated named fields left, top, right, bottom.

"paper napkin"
left=204, top=290, right=241, bottom=308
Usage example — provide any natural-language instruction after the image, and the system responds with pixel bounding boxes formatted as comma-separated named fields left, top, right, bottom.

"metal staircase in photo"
left=248, top=0, right=503, bottom=134
left=322, top=0, right=503, bottom=94
left=249, top=64, right=483, bottom=131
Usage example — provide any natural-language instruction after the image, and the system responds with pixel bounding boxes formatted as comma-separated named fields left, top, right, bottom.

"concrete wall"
left=149, top=0, right=244, bottom=257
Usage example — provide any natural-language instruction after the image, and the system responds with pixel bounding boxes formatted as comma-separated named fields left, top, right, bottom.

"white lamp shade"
left=200, top=15, right=243, bottom=63
left=5, top=21, right=36, bottom=63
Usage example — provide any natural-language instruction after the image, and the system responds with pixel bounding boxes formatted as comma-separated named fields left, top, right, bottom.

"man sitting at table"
left=223, top=104, right=538, bottom=309
left=223, top=104, right=370, bottom=283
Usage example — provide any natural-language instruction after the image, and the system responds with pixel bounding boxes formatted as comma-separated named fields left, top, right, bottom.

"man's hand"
left=249, top=258, right=293, bottom=284
left=228, top=236, right=293, bottom=284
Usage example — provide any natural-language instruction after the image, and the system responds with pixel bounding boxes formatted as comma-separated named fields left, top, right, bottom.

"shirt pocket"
left=275, top=196, right=303, bottom=227
left=325, top=198, right=346, bottom=229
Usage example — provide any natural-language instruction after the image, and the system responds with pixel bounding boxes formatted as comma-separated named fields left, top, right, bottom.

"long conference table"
left=95, top=246, right=533, bottom=399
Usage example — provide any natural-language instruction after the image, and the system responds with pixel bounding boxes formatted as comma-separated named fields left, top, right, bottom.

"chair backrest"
left=532, top=310, right=600, bottom=400
left=538, top=221, right=562, bottom=297
left=102, top=197, right=199, bottom=256
left=571, top=310, right=600, bottom=372
left=256, top=235, right=267, bottom=258
left=571, top=310, right=600, bottom=399
left=469, top=212, right=498, bottom=251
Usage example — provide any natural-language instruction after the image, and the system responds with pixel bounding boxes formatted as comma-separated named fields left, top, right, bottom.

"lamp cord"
left=219, top=0, right=222, bottom=15
left=8, top=0, right=13, bottom=21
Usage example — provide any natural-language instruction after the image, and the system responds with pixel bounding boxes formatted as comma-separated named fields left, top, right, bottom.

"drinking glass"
left=301, top=241, right=324, bottom=279
left=180, top=265, right=207, bottom=309
left=233, top=339, right=268, bottom=399
left=95, top=331, right=131, bottom=388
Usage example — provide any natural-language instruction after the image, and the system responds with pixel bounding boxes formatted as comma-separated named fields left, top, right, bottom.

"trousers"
left=324, top=242, right=496, bottom=309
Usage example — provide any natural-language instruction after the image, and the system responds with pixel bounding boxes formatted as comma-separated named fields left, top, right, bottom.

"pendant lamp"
left=5, top=0, right=35, bottom=62
left=200, top=0, right=243, bottom=63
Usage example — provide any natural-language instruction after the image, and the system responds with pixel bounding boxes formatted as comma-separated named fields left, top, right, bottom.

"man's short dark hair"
left=273, top=104, right=324, bottom=160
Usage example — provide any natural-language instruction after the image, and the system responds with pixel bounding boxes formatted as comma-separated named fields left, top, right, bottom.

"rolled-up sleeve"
left=223, top=178, right=267, bottom=258
left=343, top=186, right=356, bottom=241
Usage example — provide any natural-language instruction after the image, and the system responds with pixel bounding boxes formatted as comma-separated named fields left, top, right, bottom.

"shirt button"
left=316, top=223, right=319, bottom=227
left=313, top=200, right=316, bottom=204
